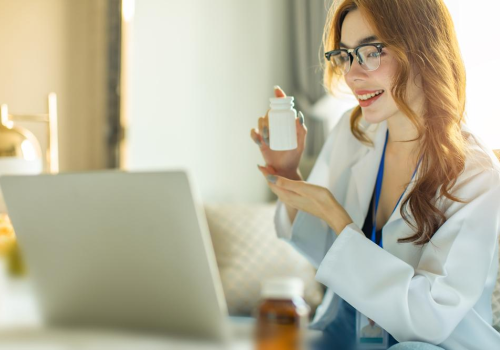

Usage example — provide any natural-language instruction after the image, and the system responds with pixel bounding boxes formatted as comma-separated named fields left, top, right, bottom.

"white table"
left=0, top=276, right=320, bottom=349
left=0, top=328, right=255, bottom=350
left=0, top=276, right=255, bottom=349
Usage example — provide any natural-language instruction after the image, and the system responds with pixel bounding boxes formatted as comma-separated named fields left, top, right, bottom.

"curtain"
left=290, top=0, right=357, bottom=179
left=290, top=0, right=332, bottom=159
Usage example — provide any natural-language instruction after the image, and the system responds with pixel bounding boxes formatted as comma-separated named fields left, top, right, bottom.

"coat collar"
left=344, top=117, right=420, bottom=231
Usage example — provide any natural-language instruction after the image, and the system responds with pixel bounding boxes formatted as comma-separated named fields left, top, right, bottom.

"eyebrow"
left=339, top=35, right=378, bottom=49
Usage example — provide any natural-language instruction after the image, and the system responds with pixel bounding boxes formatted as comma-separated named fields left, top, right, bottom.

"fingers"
left=258, top=114, right=270, bottom=146
left=257, top=165, right=281, bottom=184
left=251, top=127, right=270, bottom=148
left=257, top=165, right=283, bottom=189
left=257, top=165, right=298, bottom=200
left=250, top=128, right=262, bottom=146
left=265, top=164, right=278, bottom=175
left=269, top=183, right=294, bottom=201
left=274, top=85, right=286, bottom=98
left=296, top=111, right=307, bottom=149
left=257, top=164, right=277, bottom=175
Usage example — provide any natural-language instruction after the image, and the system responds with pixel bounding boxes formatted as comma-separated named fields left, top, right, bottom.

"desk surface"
left=0, top=327, right=255, bottom=350
left=0, top=276, right=320, bottom=349
left=0, top=277, right=253, bottom=349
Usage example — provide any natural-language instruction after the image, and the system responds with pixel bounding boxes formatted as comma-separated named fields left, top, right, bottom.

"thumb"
left=296, top=111, right=307, bottom=132
left=274, top=85, right=286, bottom=98
left=296, top=111, right=307, bottom=146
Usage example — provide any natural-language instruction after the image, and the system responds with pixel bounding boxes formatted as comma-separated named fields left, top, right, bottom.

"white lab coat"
left=274, top=108, right=500, bottom=349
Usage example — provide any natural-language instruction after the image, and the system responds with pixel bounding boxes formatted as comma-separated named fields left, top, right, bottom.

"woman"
left=250, top=0, right=500, bottom=349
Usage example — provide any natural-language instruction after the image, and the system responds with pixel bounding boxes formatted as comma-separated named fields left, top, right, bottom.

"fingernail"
left=254, top=138, right=261, bottom=146
left=274, top=85, right=281, bottom=91
left=298, top=111, right=304, bottom=125
left=263, top=126, right=269, bottom=138
left=266, top=175, right=277, bottom=184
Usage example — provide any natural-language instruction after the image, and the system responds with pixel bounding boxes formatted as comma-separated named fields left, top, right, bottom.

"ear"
left=408, top=55, right=424, bottom=90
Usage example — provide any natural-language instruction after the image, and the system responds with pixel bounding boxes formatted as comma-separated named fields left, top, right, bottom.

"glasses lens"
left=330, top=51, right=350, bottom=74
left=357, top=45, right=381, bottom=71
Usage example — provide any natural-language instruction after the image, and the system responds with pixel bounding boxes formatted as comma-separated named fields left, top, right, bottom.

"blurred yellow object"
left=0, top=94, right=59, bottom=174
left=0, top=213, right=26, bottom=276
left=7, top=240, right=26, bottom=276
left=0, top=94, right=59, bottom=277
left=0, top=213, right=15, bottom=255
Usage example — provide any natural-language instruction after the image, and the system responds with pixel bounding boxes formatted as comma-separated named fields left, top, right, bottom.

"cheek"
left=376, top=56, right=398, bottom=91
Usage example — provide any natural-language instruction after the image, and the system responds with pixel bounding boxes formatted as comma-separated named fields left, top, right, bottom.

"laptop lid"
left=0, top=170, right=229, bottom=341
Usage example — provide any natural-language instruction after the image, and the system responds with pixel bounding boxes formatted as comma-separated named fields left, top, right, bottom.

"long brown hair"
left=323, top=0, right=470, bottom=245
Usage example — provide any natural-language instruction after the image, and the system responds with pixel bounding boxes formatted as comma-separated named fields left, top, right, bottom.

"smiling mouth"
left=357, top=90, right=385, bottom=101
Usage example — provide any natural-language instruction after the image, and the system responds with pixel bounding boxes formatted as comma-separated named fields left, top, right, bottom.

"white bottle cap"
left=261, top=277, right=304, bottom=299
left=269, top=96, right=294, bottom=106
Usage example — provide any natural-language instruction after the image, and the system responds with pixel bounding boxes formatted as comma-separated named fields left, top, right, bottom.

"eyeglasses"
left=325, top=43, right=386, bottom=75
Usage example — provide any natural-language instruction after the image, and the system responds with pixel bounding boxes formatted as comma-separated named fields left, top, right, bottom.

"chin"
left=361, top=110, right=388, bottom=124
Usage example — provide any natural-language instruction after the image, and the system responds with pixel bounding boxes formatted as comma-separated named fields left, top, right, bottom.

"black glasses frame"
left=324, top=43, right=386, bottom=73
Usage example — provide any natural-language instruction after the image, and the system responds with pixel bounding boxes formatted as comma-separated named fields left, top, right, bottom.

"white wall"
left=127, top=0, right=292, bottom=203
left=444, top=0, right=500, bottom=149
left=0, top=0, right=108, bottom=171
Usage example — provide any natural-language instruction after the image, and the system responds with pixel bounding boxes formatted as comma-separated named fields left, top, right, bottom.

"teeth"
left=358, top=90, right=384, bottom=100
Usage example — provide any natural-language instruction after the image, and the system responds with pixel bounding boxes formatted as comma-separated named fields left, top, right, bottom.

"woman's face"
left=340, top=9, right=424, bottom=124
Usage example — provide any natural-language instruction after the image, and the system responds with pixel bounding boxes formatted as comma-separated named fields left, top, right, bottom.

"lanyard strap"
left=371, top=130, right=422, bottom=248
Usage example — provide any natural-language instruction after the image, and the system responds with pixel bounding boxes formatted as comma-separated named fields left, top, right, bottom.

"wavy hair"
left=323, top=0, right=470, bottom=245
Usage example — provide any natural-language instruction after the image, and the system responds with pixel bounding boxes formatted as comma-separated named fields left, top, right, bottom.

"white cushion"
left=204, top=202, right=323, bottom=316
left=493, top=238, right=500, bottom=331
left=491, top=151, right=500, bottom=331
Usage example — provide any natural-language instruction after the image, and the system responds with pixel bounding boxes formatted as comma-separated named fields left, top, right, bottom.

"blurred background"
left=0, top=0, right=498, bottom=204
left=0, top=0, right=499, bottom=336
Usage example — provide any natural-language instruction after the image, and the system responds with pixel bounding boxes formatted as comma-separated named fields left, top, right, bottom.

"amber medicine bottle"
left=255, top=278, right=310, bottom=350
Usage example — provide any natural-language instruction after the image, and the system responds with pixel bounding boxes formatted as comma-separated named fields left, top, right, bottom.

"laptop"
left=0, top=170, right=243, bottom=343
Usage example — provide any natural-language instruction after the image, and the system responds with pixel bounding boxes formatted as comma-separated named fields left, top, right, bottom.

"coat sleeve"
left=315, top=167, right=500, bottom=344
left=273, top=108, right=352, bottom=269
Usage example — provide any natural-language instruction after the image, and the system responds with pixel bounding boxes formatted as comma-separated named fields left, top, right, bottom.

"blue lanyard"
left=372, top=130, right=421, bottom=248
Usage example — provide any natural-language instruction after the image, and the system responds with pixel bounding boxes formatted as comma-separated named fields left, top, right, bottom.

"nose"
left=345, top=54, right=368, bottom=83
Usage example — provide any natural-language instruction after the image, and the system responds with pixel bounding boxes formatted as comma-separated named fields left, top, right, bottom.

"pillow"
left=204, top=202, right=324, bottom=317
left=493, top=237, right=500, bottom=331
left=491, top=151, right=500, bottom=331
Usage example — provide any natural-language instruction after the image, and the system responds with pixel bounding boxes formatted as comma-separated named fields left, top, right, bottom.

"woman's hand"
left=250, top=86, right=307, bottom=178
left=257, top=167, right=354, bottom=235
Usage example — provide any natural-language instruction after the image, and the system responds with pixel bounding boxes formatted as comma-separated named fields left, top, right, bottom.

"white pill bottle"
left=268, top=96, right=297, bottom=151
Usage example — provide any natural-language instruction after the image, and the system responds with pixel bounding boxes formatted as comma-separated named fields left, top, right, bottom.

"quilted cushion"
left=204, top=202, right=324, bottom=317
left=493, top=238, right=500, bottom=331
left=492, top=150, right=500, bottom=331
